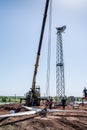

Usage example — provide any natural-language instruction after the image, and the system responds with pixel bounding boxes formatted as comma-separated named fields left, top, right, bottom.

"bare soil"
left=0, top=103, right=87, bottom=130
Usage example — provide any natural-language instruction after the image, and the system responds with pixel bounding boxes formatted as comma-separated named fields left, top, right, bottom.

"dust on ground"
left=0, top=103, right=87, bottom=130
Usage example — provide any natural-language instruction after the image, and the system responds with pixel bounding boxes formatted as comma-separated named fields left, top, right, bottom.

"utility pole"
left=56, top=26, right=66, bottom=98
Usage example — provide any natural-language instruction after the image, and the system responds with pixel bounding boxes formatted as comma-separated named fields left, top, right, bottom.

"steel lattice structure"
left=56, top=26, right=66, bottom=98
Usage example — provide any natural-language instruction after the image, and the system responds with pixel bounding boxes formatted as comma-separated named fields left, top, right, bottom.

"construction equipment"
left=25, top=0, right=50, bottom=106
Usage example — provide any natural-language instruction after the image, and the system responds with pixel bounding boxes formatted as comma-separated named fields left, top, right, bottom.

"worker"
left=39, top=107, right=47, bottom=117
left=45, top=99, right=49, bottom=107
left=29, top=99, right=32, bottom=106
left=31, top=98, right=34, bottom=106
left=61, top=97, right=66, bottom=110
left=49, top=96, right=53, bottom=109
left=83, top=87, right=87, bottom=97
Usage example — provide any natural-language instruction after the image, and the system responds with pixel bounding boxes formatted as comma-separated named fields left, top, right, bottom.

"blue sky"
left=0, top=0, right=87, bottom=97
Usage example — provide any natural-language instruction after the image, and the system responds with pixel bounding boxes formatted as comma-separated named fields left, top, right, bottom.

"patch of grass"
left=0, top=96, right=25, bottom=103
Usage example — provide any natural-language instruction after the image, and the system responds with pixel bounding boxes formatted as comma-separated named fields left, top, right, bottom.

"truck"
left=25, top=0, right=50, bottom=106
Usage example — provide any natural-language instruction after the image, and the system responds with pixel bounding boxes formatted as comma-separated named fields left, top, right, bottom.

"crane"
left=25, top=0, right=50, bottom=106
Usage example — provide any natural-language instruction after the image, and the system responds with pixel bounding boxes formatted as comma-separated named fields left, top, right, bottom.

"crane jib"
left=37, top=0, right=49, bottom=55
left=32, top=0, right=49, bottom=88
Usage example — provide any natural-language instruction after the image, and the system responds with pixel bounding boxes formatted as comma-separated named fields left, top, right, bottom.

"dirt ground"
left=0, top=103, right=87, bottom=130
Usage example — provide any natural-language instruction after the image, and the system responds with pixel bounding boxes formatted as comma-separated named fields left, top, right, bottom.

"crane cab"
left=25, top=86, right=40, bottom=106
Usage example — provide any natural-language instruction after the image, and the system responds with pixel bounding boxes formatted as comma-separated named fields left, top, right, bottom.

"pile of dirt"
left=0, top=103, right=26, bottom=115
left=0, top=113, right=87, bottom=130
left=0, top=103, right=87, bottom=130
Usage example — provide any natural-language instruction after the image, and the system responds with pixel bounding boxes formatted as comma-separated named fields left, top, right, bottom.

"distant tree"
left=1, top=97, right=7, bottom=102
left=76, top=97, right=79, bottom=101
left=9, top=98, right=11, bottom=102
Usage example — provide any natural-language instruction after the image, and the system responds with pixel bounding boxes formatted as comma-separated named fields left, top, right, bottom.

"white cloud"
left=54, top=0, right=87, bottom=11
left=62, top=0, right=86, bottom=7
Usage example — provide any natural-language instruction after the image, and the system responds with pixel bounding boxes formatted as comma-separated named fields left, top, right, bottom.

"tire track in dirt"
left=59, top=117, right=87, bottom=130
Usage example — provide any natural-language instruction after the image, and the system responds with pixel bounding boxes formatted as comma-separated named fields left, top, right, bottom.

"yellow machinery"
left=25, top=0, right=50, bottom=106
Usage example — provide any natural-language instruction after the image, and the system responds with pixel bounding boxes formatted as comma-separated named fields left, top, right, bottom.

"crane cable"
left=46, top=0, right=52, bottom=96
